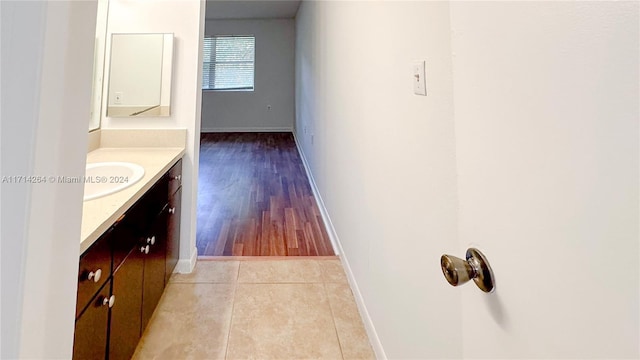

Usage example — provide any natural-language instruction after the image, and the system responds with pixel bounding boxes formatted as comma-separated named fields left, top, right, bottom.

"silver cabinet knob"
left=102, top=295, right=115, bottom=308
left=168, top=207, right=176, bottom=214
left=140, top=245, right=150, bottom=254
left=147, top=236, right=155, bottom=245
left=87, top=269, right=102, bottom=282
left=173, top=175, right=181, bottom=181
left=440, top=248, right=495, bottom=293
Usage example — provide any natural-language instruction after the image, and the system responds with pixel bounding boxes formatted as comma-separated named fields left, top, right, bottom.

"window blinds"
left=202, top=36, right=255, bottom=91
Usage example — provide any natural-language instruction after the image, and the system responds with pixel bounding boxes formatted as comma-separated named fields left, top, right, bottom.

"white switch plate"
left=413, top=61, right=426, bottom=96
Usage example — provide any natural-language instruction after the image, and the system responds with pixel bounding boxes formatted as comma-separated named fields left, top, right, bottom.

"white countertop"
left=80, top=147, right=185, bottom=253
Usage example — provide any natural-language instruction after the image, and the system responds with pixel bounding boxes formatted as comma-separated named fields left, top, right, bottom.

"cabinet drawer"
left=77, top=230, right=112, bottom=318
left=73, top=280, right=111, bottom=360
left=168, top=159, right=182, bottom=196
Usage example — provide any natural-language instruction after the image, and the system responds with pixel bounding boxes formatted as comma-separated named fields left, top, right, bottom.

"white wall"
left=201, top=19, right=295, bottom=132
left=449, top=2, right=639, bottom=358
left=101, top=0, right=205, bottom=272
left=1, top=1, right=97, bottom=357
left=295, top=2, right=462, bottom=358
left=296, top=1, right=639, bottom=359
left=1, top=2, right=46, bottom=356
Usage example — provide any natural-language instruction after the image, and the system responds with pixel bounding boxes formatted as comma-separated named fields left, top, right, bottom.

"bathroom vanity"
left=80, top=7, right=184, bottom=356
left=74, top=139, right=184, bottom=360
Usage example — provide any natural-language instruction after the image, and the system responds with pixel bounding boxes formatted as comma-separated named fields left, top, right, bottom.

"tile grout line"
left=170, top=281, right=238, bottom=284
left=236, top=281, right=327, bottom=284
left=223, top=262, right=241, bottom=359
left=323, top=280, right=346, bottom=360
left=224, top=283, right=238, bottom=360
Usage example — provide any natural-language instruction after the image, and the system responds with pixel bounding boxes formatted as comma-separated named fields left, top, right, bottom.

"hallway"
left=197, top=133, right=334, bottom=256
left=3, top=1, right=637, bottom=358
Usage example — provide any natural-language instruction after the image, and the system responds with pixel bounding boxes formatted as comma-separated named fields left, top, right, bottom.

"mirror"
left=106, top=33, right=174, bottom=117
left=89, top=0, right=109, bottom=131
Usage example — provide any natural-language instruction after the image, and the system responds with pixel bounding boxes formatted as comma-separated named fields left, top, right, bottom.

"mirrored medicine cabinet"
left=106, top=33, right=174, bottom=118
left=88, top=0, right=174, bottom=132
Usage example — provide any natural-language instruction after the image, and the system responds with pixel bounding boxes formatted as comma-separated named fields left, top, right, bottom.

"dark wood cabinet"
left=142, top=208, right=168, bottom=330
left=73, top=281, right=111, bottom=360
left=73, top=158, right=182, bottom=360
left=109, top=245, right=144, bottom=360
left=165, top=173, right=182, bottom=285
left=167, top=158, right=182, bottom=198
left=76, top=229, right=112, bottom=318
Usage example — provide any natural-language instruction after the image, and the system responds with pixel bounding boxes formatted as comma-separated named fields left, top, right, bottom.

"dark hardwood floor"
left=197, top=132, right=335, bottom=256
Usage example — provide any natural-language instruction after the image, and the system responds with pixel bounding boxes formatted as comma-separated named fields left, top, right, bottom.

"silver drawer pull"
left=102, top=295, right=115, bottom=308
left=87, top=269, right=102, bottom=283
left=140, top=245, right=150, bottom=254
left=147, top=236, right=155, bottom=245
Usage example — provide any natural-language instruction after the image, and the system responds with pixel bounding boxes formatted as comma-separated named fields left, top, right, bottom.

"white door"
left=449, top=2, right=638, bottom=359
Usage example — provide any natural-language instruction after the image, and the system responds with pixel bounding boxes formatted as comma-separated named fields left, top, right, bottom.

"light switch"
left=114, top=92, right=123, bottom=104
left=413, top=61, right=426, bottom=96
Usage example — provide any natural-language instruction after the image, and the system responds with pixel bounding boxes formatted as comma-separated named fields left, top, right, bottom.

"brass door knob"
left=440, top=248, right=495, bottom=293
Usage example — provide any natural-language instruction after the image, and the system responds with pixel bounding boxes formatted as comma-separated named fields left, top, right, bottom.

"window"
left=202, top=36, right=255, bottom=91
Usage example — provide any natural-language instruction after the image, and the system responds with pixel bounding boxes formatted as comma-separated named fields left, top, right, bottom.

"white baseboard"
left=334, top=239, right=388, bottom=360
left=175, top=246, right=197, bottom=274
left=292, top=132, right=387, bottom=360
left=200, top=127, right=293, bottom=133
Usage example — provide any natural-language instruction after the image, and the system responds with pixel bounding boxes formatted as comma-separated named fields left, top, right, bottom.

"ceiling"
left=205, top=0, right=302, bottom=20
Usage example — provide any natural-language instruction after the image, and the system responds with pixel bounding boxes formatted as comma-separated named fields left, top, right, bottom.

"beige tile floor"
left=132, top=258, right=375, bottom=360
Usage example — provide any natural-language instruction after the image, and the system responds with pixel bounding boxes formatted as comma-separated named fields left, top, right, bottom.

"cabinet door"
left=111, top=218, right=137, bottom=272
left=125, top=177, right=169, bottom=240
left=73, top=281, right=111, bottom=360
left=109, top=247, right=144, bottom=360
left=141, top=208, right=168, bottom=331
left=77, top=229, right=112, bottom=318
left=167, top=159, right=182, bottom=197
left=165, top=187, right=181, bottom=284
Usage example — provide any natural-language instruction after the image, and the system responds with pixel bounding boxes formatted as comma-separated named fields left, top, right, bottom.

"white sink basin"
left=84, top=162, right=145, bottom=201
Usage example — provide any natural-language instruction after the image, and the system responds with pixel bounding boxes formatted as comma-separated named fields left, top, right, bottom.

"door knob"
left=440, top=248, right=495, bottom=293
